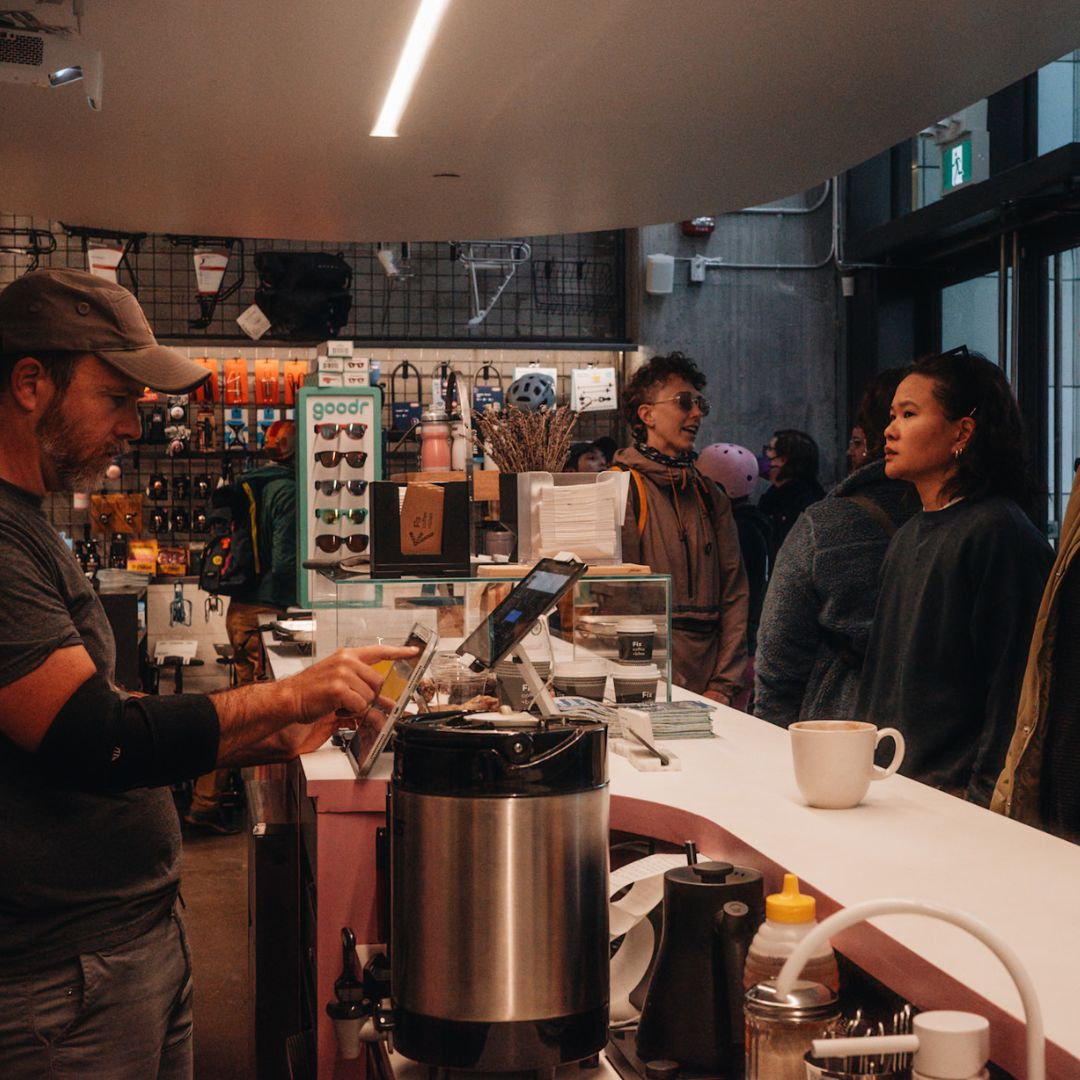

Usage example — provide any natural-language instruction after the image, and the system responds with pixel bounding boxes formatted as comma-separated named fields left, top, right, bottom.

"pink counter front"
left=296, top=695, right=1080, bottom=1080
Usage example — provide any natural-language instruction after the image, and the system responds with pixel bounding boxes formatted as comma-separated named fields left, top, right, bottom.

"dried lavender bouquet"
left=473, top=404, right=580, bottom=473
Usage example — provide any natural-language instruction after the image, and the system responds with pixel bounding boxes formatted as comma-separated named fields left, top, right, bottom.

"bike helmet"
left=697, top=443, right=759, bottom=499
left=507, top=372, right=556, bottom=411
left=265, top=419, right=297, bottom=460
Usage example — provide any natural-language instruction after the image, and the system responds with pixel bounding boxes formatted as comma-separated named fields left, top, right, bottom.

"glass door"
left=1047, top=250, right=1080, bottom=538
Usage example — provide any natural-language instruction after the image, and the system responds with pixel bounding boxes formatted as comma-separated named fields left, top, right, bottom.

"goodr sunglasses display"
left=314, top=533, right=370, bottom=554
left=314, top=479, right=369, bottom=496
left=314, top=507, right=368, bottom=525
left=314, top=422, right=368, bottom=440
left=314, top=450, right=368, bottom=469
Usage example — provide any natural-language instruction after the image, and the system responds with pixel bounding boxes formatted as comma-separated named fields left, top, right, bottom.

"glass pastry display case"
left=310, top=571, right=674, bottom=706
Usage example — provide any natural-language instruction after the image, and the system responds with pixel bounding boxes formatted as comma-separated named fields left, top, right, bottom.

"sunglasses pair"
left=315, top=507, right=368, bottom=525
left=315, top=533, right=369, bottom=554
left=314, top=422, right=367, bottom=440
left=648, top=391, right=711, bottom=416
left=315, top=479, right=368, bottom=496
left=314, top=450, right=368, bottom=468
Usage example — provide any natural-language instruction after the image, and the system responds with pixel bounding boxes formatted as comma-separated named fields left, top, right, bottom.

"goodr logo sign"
left=312, top=398, right=368, bottom=422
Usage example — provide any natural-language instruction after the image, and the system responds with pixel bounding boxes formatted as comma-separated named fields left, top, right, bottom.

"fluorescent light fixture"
left=48, top=65, right=84, bottom=86
left=370, top=0, right=451, bottom=137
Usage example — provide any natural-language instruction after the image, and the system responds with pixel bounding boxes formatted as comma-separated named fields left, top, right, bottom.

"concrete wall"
left=635, top=186, right=845, bottom=486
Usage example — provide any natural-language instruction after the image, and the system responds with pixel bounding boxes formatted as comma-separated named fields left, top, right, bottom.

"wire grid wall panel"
left=1, top=214, right=627, bottom=345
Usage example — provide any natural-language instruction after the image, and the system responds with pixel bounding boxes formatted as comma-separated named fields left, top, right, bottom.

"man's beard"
left=36, top=395, right=121, bottom=493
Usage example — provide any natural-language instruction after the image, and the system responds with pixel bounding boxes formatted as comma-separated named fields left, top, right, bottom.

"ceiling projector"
left=0, top=26, right=102, bottom=109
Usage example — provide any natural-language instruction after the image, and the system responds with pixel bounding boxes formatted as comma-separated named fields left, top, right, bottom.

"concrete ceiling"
left=3, top=1, right=1080, bottom=243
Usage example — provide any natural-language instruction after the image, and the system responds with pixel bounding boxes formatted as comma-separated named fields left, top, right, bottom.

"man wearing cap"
left=0, top=269, right=413, bottom=1078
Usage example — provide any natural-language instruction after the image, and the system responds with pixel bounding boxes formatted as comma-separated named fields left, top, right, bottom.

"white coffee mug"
left=788, top=720, right=905, bottom=809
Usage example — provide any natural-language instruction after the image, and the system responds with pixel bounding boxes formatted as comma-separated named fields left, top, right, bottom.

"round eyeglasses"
left=314, top=533, right=370, bottom=554
left=314, top=450, right=368, bottom=469
left=647, top=391, right=710, bottom=416
left=314, top=507, right=368, bottom=525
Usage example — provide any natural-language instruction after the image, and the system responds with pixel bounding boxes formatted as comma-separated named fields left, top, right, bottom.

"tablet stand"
left=510, top=643, right=558, bottom=718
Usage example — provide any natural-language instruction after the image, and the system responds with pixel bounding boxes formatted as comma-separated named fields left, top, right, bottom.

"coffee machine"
left=388, top=714, right=610, bottom=1072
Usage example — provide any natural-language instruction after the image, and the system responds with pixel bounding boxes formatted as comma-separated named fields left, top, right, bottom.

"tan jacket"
left=991, top=468, right=1080, bottom=823
left=612, top=447, right=749, bottom=702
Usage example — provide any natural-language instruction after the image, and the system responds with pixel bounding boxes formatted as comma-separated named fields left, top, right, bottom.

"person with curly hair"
left=610, top=352, right=749, bottom=703
left=856, top=347, right=1053, bottom=805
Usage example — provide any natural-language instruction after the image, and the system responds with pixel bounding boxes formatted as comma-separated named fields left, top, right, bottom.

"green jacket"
left=230, top=464, right=297, bottom=609
left=991, top=467, right=1080, bottom=824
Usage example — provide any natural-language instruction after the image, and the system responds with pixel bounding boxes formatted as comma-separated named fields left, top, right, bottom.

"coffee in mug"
left=788, top=719, right=905, bottom=809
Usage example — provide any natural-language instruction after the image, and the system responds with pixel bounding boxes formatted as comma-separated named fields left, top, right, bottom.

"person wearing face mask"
left=759, top=429, right=825, bottom=560
left=610, top=352, right=749, bottom=704
left=856, top=347, right=1053, bottom=806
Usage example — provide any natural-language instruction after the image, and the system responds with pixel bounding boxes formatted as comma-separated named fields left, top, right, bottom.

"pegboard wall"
left=0, top=212, right=628, bottom=345
left=31, top=340, right=634, bottom=546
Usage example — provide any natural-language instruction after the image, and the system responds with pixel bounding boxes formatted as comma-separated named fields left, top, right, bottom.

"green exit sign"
left=941, top=132, right=989, bottom=194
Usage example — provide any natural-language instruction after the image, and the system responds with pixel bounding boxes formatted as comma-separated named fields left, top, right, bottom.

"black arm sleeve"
left=35, top=673, right=221, bottom=792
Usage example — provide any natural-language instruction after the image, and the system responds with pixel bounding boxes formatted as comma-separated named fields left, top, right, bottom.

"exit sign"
left=941, top=131, right=989, bottom=194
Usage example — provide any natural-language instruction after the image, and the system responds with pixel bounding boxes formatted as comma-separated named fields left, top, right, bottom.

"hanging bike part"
left=61, top=224, right=147, bottom=291
left=451, top=240, right=531, bottom=328
left=166, top=235, right=245, bottom=329
left=0, top=227, right=56, bottom=271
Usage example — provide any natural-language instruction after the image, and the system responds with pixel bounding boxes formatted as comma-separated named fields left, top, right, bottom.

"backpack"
left=609, top=463, right=716, bottom=535
left=253, top=251, right=353, bottom=340
left=198, top=474, right=277, bottom=596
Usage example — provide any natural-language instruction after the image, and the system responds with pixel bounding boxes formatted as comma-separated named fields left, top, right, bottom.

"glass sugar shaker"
left=744, top=979, right=841, bottom=1080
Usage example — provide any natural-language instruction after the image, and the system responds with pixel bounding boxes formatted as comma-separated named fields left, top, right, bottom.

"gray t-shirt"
left=0, top=479, right=180, bottom=973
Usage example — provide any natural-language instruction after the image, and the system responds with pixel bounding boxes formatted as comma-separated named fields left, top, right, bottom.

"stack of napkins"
left=630, top=701, right=716, bottom=739
left=538, top=484, right=619, bottom=559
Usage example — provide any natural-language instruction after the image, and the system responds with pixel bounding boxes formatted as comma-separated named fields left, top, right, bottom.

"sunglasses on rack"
left=315, top=507, right=368, bottom=525
left=647, top=391, right=710, bottom=416
left=314, top=479, right=369, bottom=496
left=314, top=450, right=368, bottom=469
left=314, top=422, right=368, bottom=440
left=314, top=533, right=370, bottom=554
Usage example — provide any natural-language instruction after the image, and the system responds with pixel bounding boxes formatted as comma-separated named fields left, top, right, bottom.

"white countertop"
left=276, top=638, right=1080, bottom=1068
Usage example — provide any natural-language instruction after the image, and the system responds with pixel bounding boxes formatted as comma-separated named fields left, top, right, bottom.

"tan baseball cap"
left=0, top=268, right=211, bottom=393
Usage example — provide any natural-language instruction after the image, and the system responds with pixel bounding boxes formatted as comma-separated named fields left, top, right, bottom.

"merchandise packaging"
left=157, top=546, right=188, bottom=576
left=127, top=538, right=159, bottom=574
left=570, top=366, right=617, bottom=412
left=189, top=358, right=219, bottom=403
left=284, top=360, right=310, bottom=405
left=254, top=358, right=280, bottom=405
left=223, top=357, right=249, bottom=404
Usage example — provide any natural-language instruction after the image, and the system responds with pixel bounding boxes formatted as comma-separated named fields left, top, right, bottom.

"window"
left=1047, top=249, right=1080, bottom=533
left=940, top=272, right=1011, bottom=368
left=1037, top=50, right=1080, bottom=156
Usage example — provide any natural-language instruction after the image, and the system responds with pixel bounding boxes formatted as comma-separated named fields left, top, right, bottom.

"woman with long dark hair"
left=857, top=347, right=1053, bottom=805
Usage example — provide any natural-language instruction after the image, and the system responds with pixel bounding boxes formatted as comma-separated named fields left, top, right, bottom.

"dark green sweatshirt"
left=857, top=495, right=1052, bottom=806
left=230, top=464, right=297, bottom=609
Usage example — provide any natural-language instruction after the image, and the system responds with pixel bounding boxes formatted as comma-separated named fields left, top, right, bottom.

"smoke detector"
left=0, top=4, right=102, bottom=109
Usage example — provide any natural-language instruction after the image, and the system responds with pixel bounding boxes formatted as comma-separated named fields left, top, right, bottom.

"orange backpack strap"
left=609, top=464, right=649, bottom=535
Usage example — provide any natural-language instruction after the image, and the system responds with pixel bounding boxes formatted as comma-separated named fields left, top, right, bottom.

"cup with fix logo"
left=788, top=720, right=905, bottom=809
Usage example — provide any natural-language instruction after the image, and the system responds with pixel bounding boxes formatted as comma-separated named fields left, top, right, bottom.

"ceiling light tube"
left=370, top=0, right=451, bottom=137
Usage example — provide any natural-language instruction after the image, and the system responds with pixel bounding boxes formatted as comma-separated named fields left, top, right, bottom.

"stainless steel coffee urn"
left=389, top=715, right=609, bottom=1071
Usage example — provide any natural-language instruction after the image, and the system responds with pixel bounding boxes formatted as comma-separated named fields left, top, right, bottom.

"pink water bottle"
left=418, top=407, right=451, bottom=472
